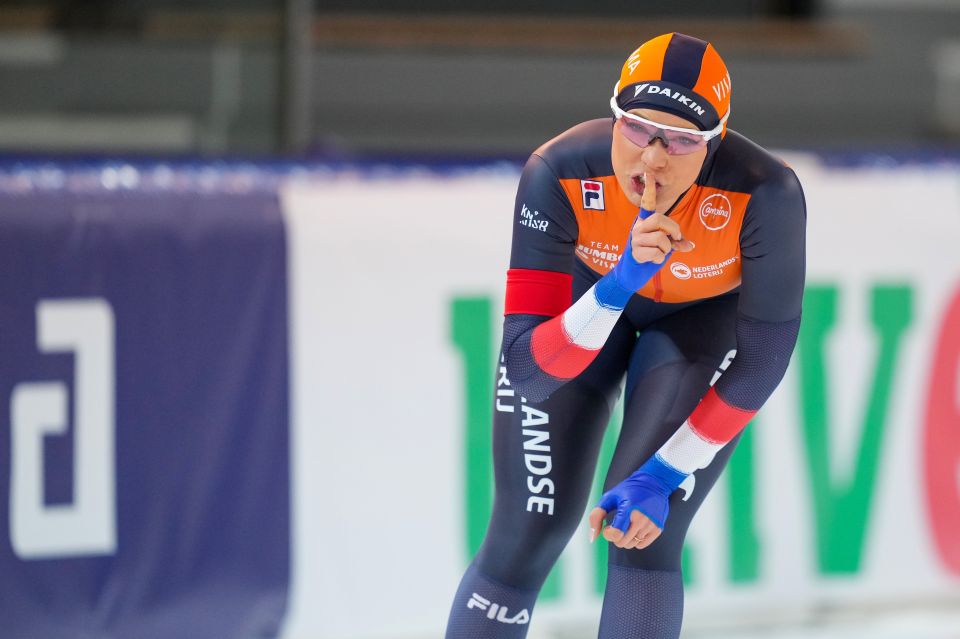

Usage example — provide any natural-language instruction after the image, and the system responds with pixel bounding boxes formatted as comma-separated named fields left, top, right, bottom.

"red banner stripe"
left=504, top=268, right=573, bottom=317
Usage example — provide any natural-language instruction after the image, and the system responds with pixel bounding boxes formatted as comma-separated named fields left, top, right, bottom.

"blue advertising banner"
left=0, top=186, right=289, bottom=638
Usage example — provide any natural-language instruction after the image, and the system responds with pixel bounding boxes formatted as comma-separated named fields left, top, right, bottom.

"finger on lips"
left=641, top=172, right=657, bottom=210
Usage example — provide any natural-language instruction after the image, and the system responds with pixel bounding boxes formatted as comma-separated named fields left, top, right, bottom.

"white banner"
left=280, top=158, right=960, bottom=638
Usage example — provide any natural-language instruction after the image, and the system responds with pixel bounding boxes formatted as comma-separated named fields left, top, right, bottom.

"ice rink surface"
left=692, top=610, right=960, bottom=639
left=538, top=607, right=960, bottom=639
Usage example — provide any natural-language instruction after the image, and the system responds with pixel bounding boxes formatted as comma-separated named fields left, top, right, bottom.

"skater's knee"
left=474, top=516, right=577, bottom=590
left=607, top=534, right=685, bottom=573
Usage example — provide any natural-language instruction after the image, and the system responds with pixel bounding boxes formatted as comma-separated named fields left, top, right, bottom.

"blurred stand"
left=0, top=1, right=955, bottom=155
left=280, top=0, right=311, bottom=153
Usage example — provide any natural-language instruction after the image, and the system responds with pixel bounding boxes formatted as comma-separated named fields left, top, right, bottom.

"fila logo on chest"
left=581, top=180, right=605, bottom=211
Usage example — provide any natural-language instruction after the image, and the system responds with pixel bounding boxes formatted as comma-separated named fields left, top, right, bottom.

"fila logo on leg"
left=581, top=180, right=605, bottom=211
left=467, top=593, right=530, bottom=625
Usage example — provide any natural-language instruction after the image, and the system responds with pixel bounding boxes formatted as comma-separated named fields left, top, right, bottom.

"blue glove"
left=594, top=206, right=671, bottom=309
left=596, top=454, right=687, bottom=532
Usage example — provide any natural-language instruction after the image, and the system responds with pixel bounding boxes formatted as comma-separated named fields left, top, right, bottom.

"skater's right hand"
left=608, top=172, right=693, bottom=293
left=626, top=208, right=693, bottom=266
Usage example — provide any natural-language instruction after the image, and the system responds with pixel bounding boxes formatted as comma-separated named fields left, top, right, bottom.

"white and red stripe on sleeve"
left=656, top=387, right=757, bottom=474
left=529, top=282, right=623, bottom=380
left=504, top=267, right=625, bottom=382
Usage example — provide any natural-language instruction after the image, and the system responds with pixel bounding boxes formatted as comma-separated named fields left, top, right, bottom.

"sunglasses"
left=609, top=95, right=729, bottom=156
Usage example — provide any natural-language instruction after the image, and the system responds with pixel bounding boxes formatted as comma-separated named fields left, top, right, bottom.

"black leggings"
left=473, top=293, right=739, bottom=590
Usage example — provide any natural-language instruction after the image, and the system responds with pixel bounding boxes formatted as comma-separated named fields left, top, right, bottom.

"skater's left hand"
left=586, top=455, right=686, bottom=551
left=588, top=505, right=662, bottom=550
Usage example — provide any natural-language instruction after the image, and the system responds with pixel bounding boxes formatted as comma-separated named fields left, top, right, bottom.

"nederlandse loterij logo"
left=670, top=262, right=692, bottom=280
left=699, top=193, right=732, bottom=231
left=467, top=593, right=530, bottom=625
left=581, top=180, right=605, bottom=210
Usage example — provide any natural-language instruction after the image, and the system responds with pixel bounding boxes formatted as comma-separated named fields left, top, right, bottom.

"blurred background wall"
left=1, top=3, right=959, bottom=639
left=0, top=0, right=958, bottom=157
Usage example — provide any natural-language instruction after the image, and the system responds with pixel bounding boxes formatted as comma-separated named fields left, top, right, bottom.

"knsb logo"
left=699, top=193, right=732, bottom=231
left=467, top=593, right=530, bottom=625
left=581, top=180, right=605, bottom=211
left=671, top=262, right=692, bottom=280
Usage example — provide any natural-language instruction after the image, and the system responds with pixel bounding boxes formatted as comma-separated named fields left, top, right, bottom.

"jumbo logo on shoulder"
left=699, top=193, right=732, bottom=231
left=581, top=180, right=605, bottom=211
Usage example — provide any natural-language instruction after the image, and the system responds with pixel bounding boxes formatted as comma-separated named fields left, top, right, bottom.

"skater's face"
left=611, top=108, right=708, bottom=212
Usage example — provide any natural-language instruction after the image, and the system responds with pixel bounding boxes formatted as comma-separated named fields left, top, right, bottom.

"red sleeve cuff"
left=504, top=268, right=572, bottom=317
